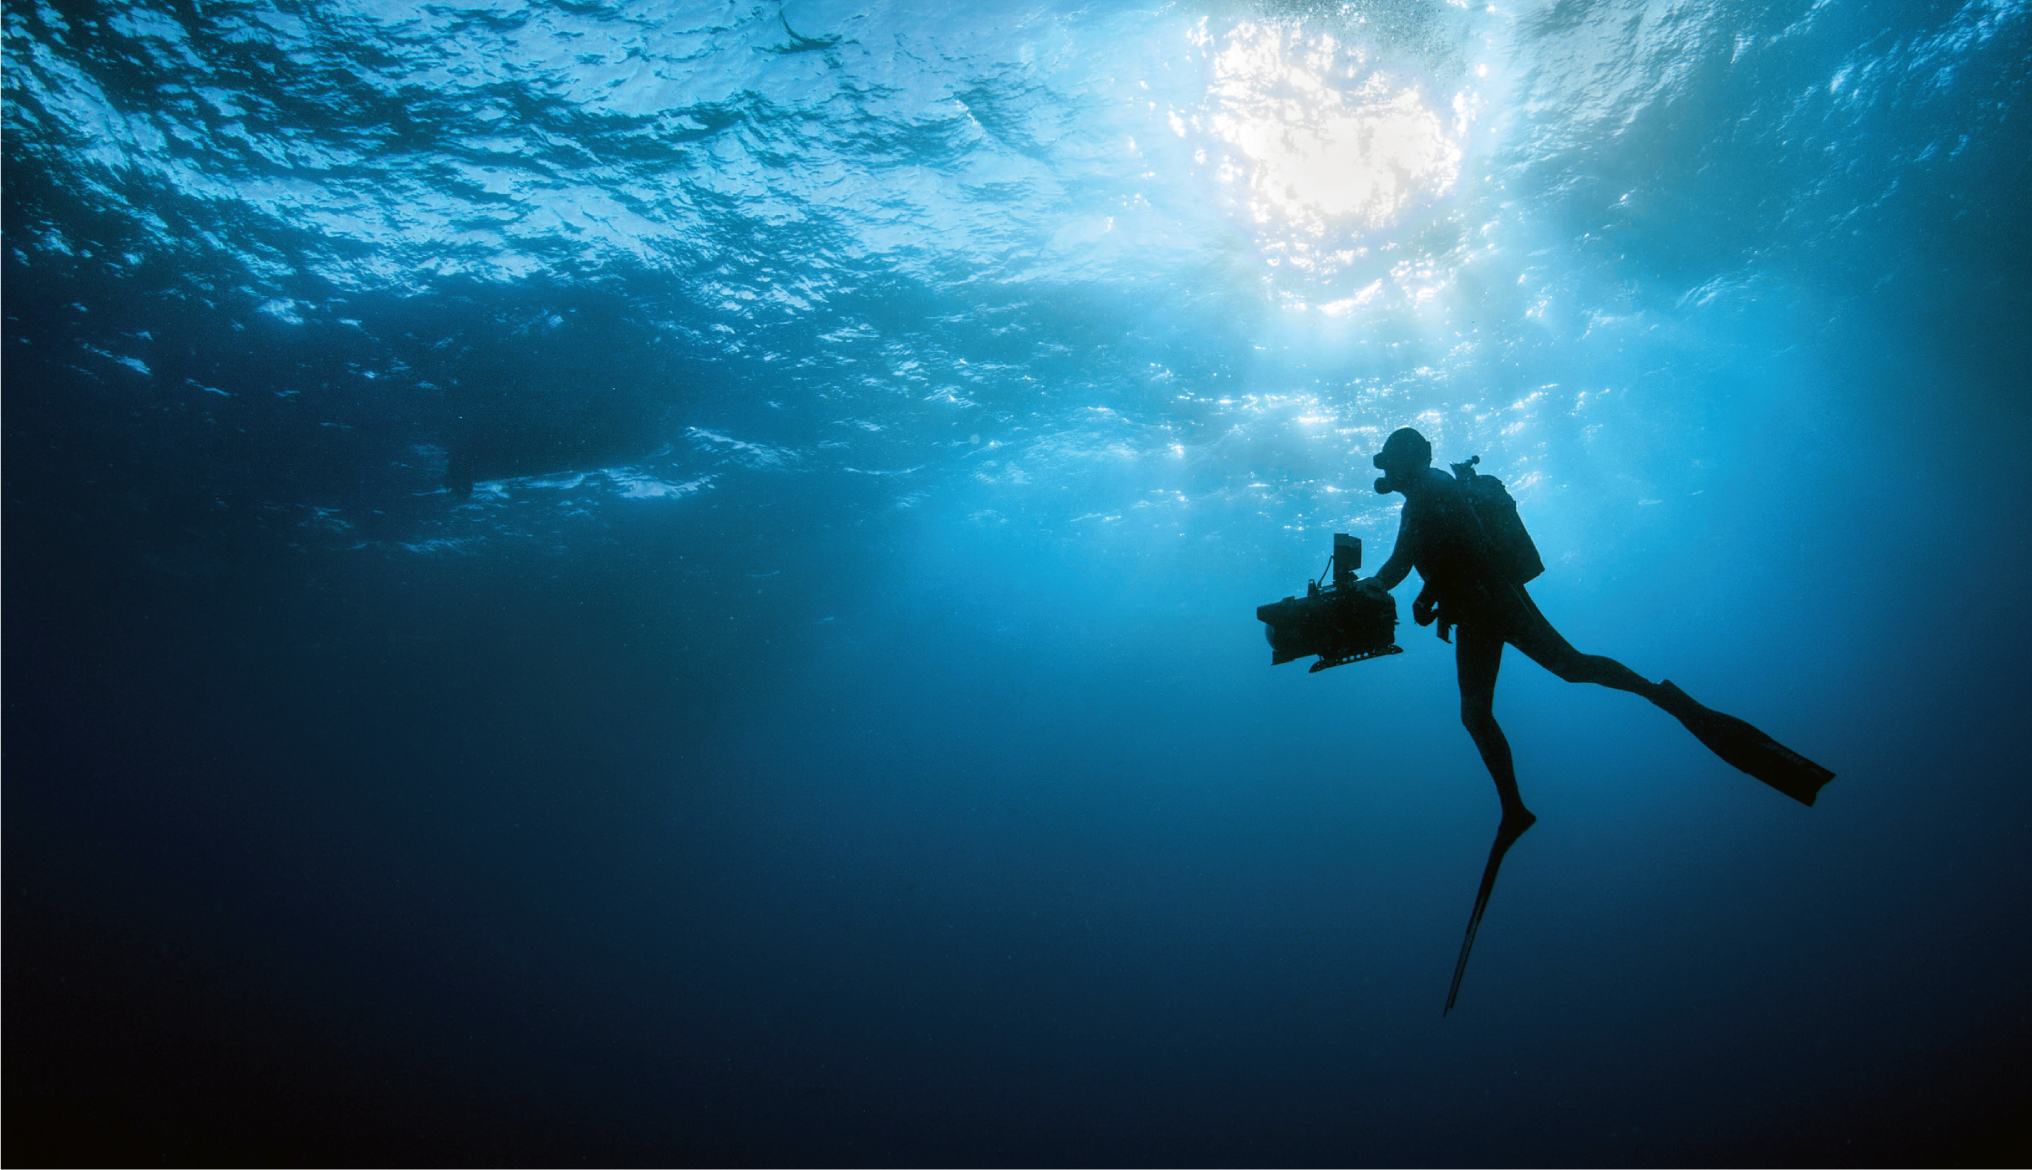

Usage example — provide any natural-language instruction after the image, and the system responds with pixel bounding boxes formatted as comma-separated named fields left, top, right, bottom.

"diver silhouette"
left=1360, top=426, right=1834, bottom=818
left=1356, top=427, right=1835, bottom=1011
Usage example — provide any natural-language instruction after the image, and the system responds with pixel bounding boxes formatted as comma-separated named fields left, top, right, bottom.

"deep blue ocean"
left=5, top=0, right=2029, bottom=1164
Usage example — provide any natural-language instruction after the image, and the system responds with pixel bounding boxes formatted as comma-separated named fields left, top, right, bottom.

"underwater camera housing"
left=1256, top=534, right=1403, bottom=673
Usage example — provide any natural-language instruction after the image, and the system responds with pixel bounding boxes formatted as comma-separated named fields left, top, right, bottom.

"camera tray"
left=1308, top=643, right=1405, bottom=673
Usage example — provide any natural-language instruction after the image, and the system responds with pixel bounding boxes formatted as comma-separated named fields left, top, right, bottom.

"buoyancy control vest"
left=1449, top=455, right=1544, bottom=586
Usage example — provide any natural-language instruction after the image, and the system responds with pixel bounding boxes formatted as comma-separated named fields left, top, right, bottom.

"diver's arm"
left=1362, top=508, right=1417, bottom=592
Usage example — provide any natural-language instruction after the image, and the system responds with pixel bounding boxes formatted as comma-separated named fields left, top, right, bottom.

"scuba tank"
left=1450, top=455, right=1545, bottom=585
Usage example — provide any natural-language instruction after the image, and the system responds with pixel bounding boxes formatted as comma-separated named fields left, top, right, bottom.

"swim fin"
left=1653, top=680, right=1835, bottom=806
left=1444, top=810, right=1534, bottom=1016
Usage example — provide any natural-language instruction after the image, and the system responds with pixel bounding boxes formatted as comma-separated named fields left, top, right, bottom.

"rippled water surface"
left=7, top=0, right=2030, bottom=1164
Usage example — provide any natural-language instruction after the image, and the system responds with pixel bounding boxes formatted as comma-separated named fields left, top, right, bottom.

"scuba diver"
left=1355, top=427, right=1835, bottom=1010
left=1358, top=426, right=1833, bottom=825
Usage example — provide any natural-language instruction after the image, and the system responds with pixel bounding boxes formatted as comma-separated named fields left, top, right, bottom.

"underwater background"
left=5, top=0, right=2029, bottom=1164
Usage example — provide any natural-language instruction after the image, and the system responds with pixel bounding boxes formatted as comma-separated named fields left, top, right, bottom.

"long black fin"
left=1655, top=681, right=1835, bottom=806
left=1445, top=812, right=1534, bottom=1016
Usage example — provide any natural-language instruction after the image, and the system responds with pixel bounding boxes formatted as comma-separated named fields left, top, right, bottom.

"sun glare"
left=1187, top=21, right=1465, bottom=274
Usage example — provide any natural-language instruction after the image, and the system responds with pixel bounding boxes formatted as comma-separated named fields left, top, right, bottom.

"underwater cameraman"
left=1357, top=427, right=1833, bottom=830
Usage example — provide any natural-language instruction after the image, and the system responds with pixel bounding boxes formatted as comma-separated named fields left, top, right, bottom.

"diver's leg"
left=1499, top=589, right=1834, bottom=803
left=1457, top=623, right=1533, bottom=823
left=1499, top=587, right=1660, bottom=699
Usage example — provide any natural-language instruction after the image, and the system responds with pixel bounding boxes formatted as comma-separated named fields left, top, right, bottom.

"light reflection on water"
left=3, top=0, right=2018, bottom=565
left=1189, top=19, right=1468, bottom=270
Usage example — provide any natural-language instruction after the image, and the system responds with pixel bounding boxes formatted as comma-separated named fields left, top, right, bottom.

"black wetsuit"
left=1390, top=467, right=1506, bottom=630
left=1389, top=469, right=1550, bottom=642
left=1375, top=461, right=1834, bottom=823
left=1383, top=467, right=1657, bottom=767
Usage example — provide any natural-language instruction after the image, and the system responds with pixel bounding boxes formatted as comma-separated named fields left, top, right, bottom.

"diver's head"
left=1372, top=427, right=1432, bottom=494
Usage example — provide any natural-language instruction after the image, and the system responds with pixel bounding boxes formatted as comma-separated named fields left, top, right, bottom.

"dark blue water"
left=6, top=0, right=2029, bottom=1164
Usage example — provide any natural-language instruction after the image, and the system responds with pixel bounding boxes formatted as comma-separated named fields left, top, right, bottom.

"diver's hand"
left=1356, top=577, right=1391, bottom=597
